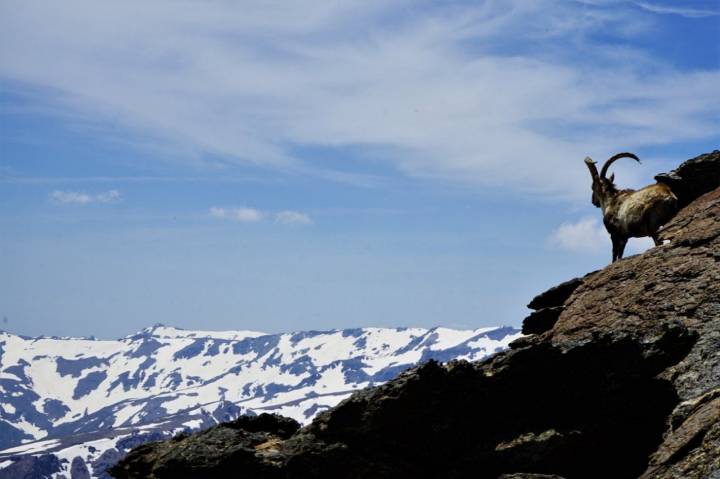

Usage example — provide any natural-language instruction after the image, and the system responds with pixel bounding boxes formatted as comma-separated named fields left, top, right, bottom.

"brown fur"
left=585, top=154, right=678, bottom=262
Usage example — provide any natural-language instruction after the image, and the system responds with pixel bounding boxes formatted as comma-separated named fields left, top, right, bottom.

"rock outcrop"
left=107, top=414, right=300, bottom=479
left=655, top=150, right=720, bottom=208
left=111, top=152, right=720, bottom=479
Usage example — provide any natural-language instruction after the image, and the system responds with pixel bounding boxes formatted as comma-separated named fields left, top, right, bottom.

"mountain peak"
left=127, top=323, right=268, bottom=341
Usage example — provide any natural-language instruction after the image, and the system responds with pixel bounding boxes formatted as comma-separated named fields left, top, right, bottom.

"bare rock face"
left=655, top=150, right=720, bottom=208
left=112, top=155, right=720, bottom=479
left=526, top=277, right=586, bottom=311
left=0, top=454, right=63, bottom=478
left=109, top=414, right=299, bottom=479
left=522, top=276, right=589, bottom=335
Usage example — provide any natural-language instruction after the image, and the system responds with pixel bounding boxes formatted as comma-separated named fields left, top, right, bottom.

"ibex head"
left=584, top=152, right=640, bottom=208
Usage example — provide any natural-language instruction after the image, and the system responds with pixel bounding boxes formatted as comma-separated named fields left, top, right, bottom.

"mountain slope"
left=111, top=151, right=720, bottom=479
left=0, top=325, right=520, bottom=478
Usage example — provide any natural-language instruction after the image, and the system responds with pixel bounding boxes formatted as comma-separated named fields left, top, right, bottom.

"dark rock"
left=522, top=306, right=564, bottom=335
left=70, top=456, right=90, bottom=479
left=111, top=420, right=287, bottom=479
left=113, top=164, right=720, bottom=478
left=111, top=415, right=297, bottom=478
left=659, top=187, right=720, bottom=248
left=92, top=448, right=122, bottom=479
left=115, top=431, right=167, bottom=452
left=642, top=396, right=720, bottom=478
left=0, top=422, right=33, bottom=451
left=224, top=413, right=300, bottom=439
left=494, top=429, right=582, bottom=474
left=0, top=454, right=62, bottom=479
left=655, top=150, right=720, bottom=208
left=526, top=277, right=585, bottom=310
left=499, top=475, right=567, bottom=479
left=42, top=398, right=70, bottom=421
left=508, top=335, right=538, bottom=350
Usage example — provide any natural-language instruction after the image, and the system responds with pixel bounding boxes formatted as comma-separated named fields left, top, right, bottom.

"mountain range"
left=112, top=150, right=720, bottom=479
left=0, top=324, right=520, bottom=478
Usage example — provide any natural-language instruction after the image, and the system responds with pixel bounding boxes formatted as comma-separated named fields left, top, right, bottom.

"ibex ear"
left=609, top=173, right=615, bottom=183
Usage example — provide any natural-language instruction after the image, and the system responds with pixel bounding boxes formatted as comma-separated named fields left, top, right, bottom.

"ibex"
left=584, top=153, right=678, bottom=262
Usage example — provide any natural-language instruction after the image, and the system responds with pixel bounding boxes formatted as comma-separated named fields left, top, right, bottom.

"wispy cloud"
left=210, top=206, right=313, bottom=225
left=275, top=210, right=313, bottom=225
left=0, top=175, right=277, bottom=185
left=635, top=2, right=720, bottom=18
left=95, top=190, right=121, bottom=202
left=547, top=217, right=655, bottom=256
left=1, top=1, right=718, bottom=199
left=209, top=207, right=263, bottom=222
left=50, top=189, right=121, bottom=204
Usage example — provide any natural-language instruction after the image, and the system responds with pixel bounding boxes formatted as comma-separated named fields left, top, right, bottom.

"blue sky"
left=1, top=0, right=718, bottom=338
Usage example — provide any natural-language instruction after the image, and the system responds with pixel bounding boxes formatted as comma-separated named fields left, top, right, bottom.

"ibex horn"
left=600, top=152, right=640, bottom=179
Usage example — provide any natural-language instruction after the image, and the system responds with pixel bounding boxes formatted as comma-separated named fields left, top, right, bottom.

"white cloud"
left=50, top=190, right=121, bottom=204
left=275, top=210, right=313, bottom=225
left=547, top=216, right=655, bottom=256
left=50, top=190, right=93, bottom=204
left=547, top=217, right=609, bottom=254
left=234, top=208, right=263, bottom=222
left=210, top=207, right=313, bottom=224
left=209, top=206, right=228, bottom=218
left=209, top=207, right=263, bottom=222
left=95, top=190, right=121, bottom=203
left=2, top=1, right=718, bottom=199
left=635, top=2, right=719, bottom=18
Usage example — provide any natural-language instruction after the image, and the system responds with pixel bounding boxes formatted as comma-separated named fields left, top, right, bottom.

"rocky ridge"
left=111, top=151, right=720, bottom=479
left=0, top=326, right=520, bottom=478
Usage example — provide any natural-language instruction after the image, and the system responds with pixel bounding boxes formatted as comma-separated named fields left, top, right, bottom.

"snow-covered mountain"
left=0, top=324, right=520, bottom=478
